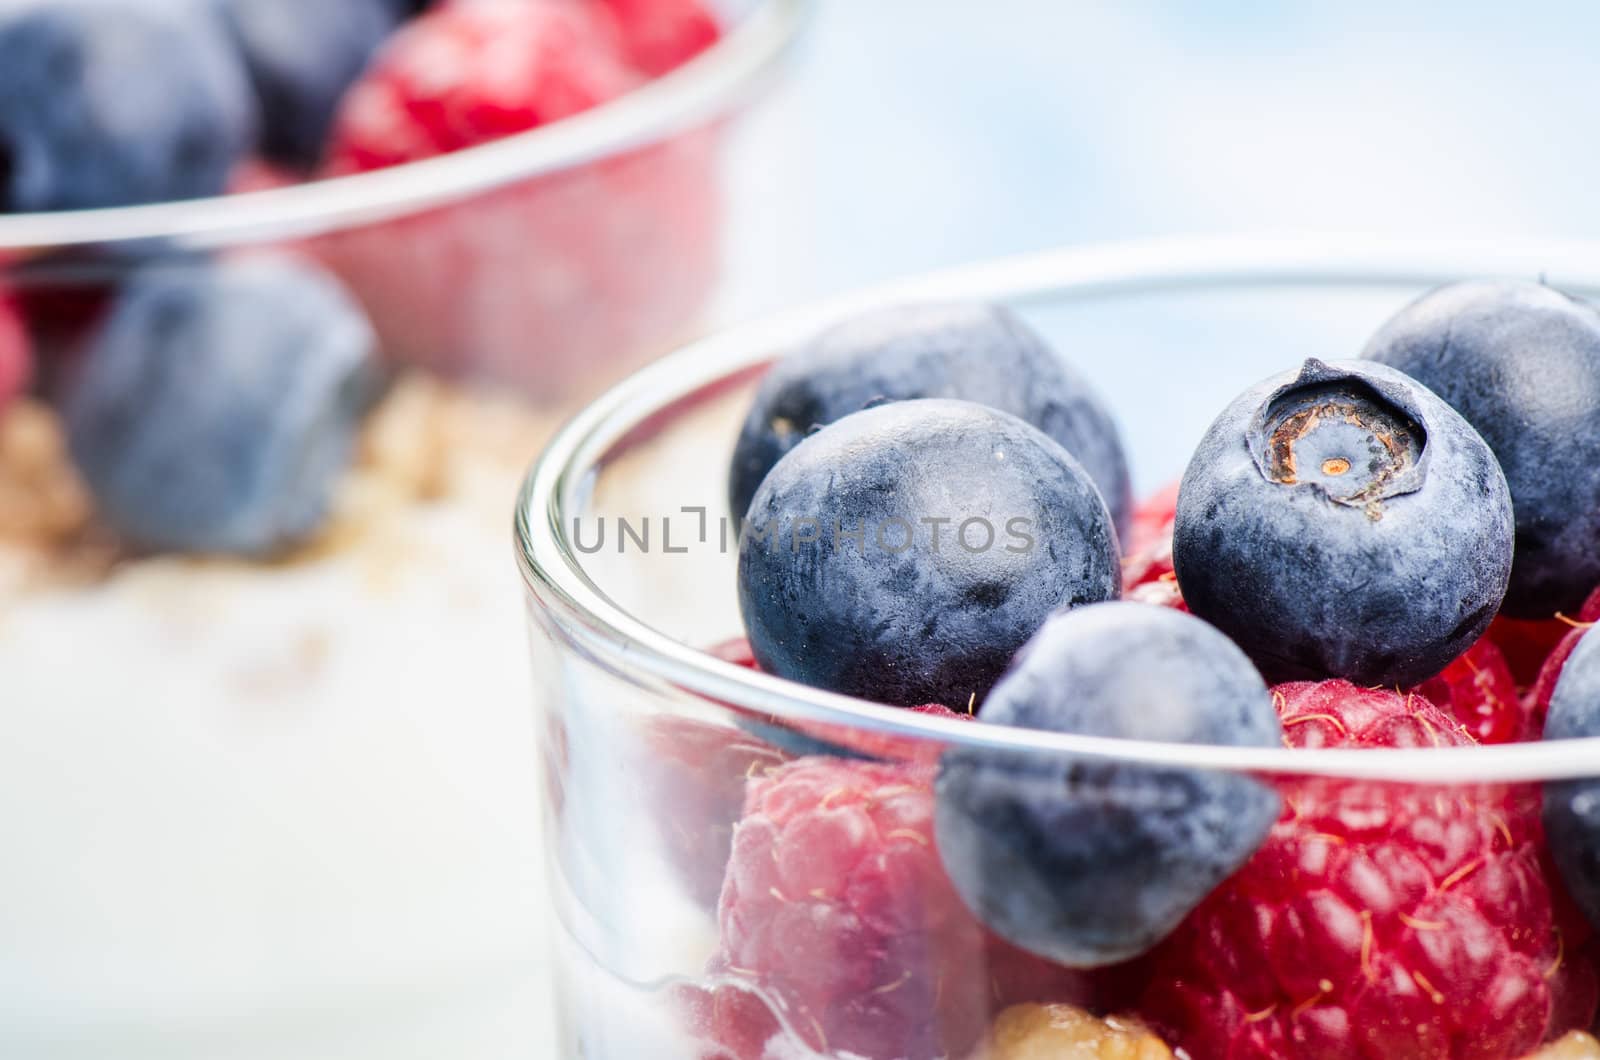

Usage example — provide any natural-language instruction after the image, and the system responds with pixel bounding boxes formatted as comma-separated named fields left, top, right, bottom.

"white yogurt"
left=0, top=383, right=557, bottom=1059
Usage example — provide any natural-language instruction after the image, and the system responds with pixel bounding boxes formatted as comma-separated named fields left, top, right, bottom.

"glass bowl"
left=0, top=3, right=809, bottom=1058
left=517, top=235, right=1600, bottom=1060
left=0, top=0, right=809, bottom=402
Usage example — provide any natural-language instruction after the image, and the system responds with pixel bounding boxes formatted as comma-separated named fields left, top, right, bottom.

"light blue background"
left=721, top=0, right=1600, bottom=313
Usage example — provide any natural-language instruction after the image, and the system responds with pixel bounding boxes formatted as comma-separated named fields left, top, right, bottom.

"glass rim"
left=0, top=0, right=812, bottom=253
left=516, top=233, right=1600, bottom=784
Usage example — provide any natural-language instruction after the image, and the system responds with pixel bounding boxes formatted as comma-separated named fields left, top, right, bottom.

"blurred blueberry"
left=1173, top=358, right=1513, bottom=688
left=1364, top=280, right=1600, bottom=617
left=65, top=254, right=379, bottom=555
left=935, top=602, right=1282, bottom=967
left=0, top=0, right=255, bottom=211
left=381, top=0, right=433, bottom=17
left=214, top=0, right=399, bottom=169
left=1543, top=625, right=1600, bottom=929
left=728, top=302, right=1133, bottom=534
left=737, top=398, right=1121, bottom=709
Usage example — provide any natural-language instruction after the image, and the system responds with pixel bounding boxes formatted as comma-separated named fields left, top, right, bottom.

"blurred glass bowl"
left=0, top=0, right=811, bottom=403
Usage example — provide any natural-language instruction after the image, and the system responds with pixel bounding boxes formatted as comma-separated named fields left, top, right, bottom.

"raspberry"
left=975, top=1003, right=1174, bottom=1060
left=2, top=250, right=115, bottom=363
left=1125, top=480, right=1180, bottom=558
left=228, top=157, right=302, bottom=195
left=712, top=758, right=1092, bottom=1059
left=1137, top=680, right=1591, bottom=1060
left=673, top=979, right=784, bottom=1060
left=317, top=0, right=721, bottom=396
left=1525, top=594, right=1600, bottom=727
left=595, top=0, right=722, bottom=77
left=1416, top=636, right=1530, bottom=744
left=324, top=4, right=637, bottom=173
left=637, top=716, right=787, bottom=910
left=1491, top=612, right=1576, bottom=690
left=709, top=636, right=976, bottom=762
left=0, top=289, right=30, bottom=406
left=710, top=636, right=760, bottom=669
left=1489, top=586, right=1600, bottom=691
left=1121, top=481, right=1186, bottom=612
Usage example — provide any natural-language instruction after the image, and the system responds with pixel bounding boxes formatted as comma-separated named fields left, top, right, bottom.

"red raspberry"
left=1415, top=636, right=1530, bottom=744
left=1488, top=586, right=1600, bottom=691
left=709, top=636, right=760, bottom=669
left=1528, top=613, right=1600, bottom=734
left=1490, top=614, right=1575, bottom=690
left=711, top=758, right=1092, bottom=1059
left=227, top=157, right=301, bottom=195
left=317, top=0, right=721, bottom=396
left=2, top=253, right=113, bottom=364
left=1125, top=480, right=1180, bottom=557
left=1121, top=481, right=1187, bottom=612
left=709, top=636, right=976, bottom=762
left=324, top=4, right=637, bottom=172
left=1137, top=680, right=1592, bottom=1060
left=0, top=288, right=30, bottom=406
left=674, top=978, right=783, bottom=1059
left=594, top=0, right=722, bottom=77
left=637, top=715, right=787, bottom=910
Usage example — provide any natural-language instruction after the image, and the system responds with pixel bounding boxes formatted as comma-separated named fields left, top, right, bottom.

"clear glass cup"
left=0, top=4, right=809, bottom=1058
left=0, top=0, right=809, bottom=403
left=517, top=236, right=1600, bottom=1059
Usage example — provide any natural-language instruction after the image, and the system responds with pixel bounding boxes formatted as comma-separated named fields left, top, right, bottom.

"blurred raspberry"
left=318, top=0, right=721, bottom=397
left=1137, top=680, right=1591, bottom=1060
left=0, top=287, right=30, bottom=405
left=792, top=700, right=975, bottom=764
left=1416, top=635, right=1530, bottom=744
left=324, top=3, right=636, bottom=172
left=709, top=636, right=975, bottom=762
left=672, top=978, right=784, bottom=1060
left=228, top=157, right=302, bottom=195
left=4, top=252, right=116, bottom=368
left=595, top=0, right=722, bottom=76
left=711, top=757, right=1092, bottom=1059
left=709, top=637, right=759, bottom=669
left=638, top=715, right=787, bottom=910
left=1121, top=481, right=1186, bottom=612
left=1124, top=480, right=1179, bottom=557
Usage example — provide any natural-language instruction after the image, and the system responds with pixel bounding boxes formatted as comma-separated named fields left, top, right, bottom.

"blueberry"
left=65, top=255, right=379, bottom=555
left=381, top=0, right=434, bottom=17
left=0, top=0, right=255, bottom=212
left=728, top=302, right=1133, bottom=534
left=1363, top=280, right=1600, bottom=618
left=1544, top=625, right=1600, bottom=929
left=934, top=602, right=1282, bottom=967
left=1173, top=358, right=1513, bottom=687
left=214, top=0, right=399, bottom=169
left=736, top=398, right=1120, bottom=708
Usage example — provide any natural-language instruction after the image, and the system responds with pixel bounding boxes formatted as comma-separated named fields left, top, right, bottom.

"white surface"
left=0, top=488, right=551, bottom=1058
